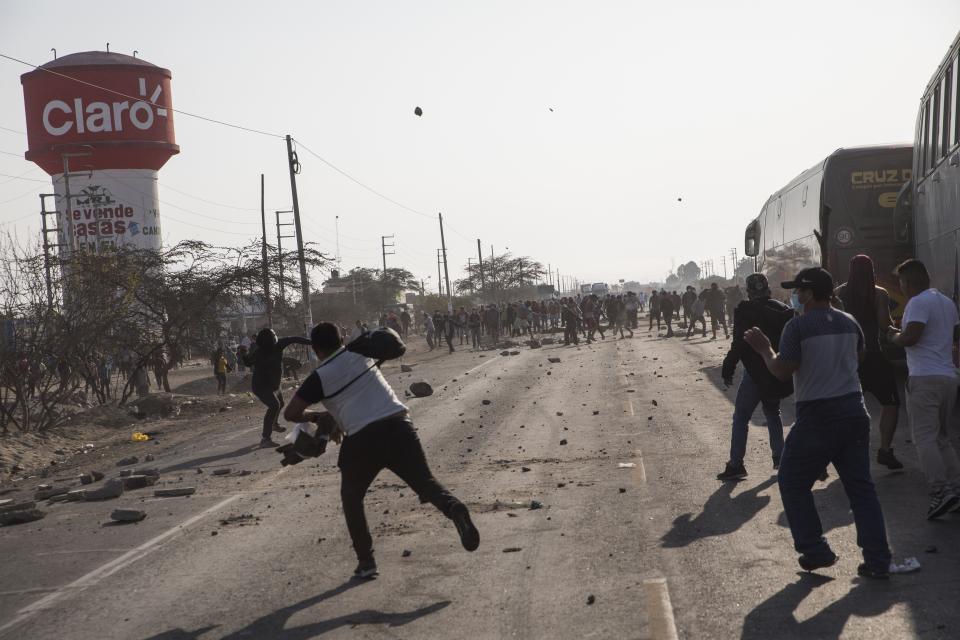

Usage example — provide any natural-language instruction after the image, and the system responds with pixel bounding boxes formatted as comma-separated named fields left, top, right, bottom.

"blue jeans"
left=730, top=372, right=784, bottom=465
left=778, top=395, right=891, bottom=571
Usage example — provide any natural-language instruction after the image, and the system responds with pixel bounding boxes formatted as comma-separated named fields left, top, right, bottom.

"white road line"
left=0, top=467, right=290, bottom=638
left=634, top=449, right=647, bottom=484
left=643, top=578, right=680, bottom=640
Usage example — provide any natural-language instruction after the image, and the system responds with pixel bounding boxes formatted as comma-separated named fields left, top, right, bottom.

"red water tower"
left=21, top=51, right=179, bottom=252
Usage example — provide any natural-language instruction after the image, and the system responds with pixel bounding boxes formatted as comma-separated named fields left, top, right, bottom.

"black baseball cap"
left=782, top=267, right=833, bottom=296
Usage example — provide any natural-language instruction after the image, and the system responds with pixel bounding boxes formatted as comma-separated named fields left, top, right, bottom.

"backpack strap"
left=322, top=359, right=384, bottom=400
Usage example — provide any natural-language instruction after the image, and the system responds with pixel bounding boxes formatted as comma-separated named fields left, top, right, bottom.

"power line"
left=0, top=149, right=24, bottom=158
left=292, top=138, right=434, bottom=221
left=0, top=51, right=284, bottom=139
left=0, top=125, right=25, bottom=136
left=0, top=167, right=42, bottom=186
left=0, top=172, right=47, bottom=183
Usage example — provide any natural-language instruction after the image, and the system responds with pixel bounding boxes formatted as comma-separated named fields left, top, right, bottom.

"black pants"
left=338, top=416, right=460, bottom=562
left=253, top=387, right=283, bottom=439
left=563, top=321, right=579, bottom=345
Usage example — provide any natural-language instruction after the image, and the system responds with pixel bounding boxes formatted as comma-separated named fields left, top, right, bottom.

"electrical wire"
left=0, top=149, right=24, bottom=158
left=0, top=172, right=48, bottom=183
left=0, top=52, right=285, bottom=139
left=0, top=125, right=25, bottom=135
left=0, top=185, right=42, bottom=205
left=0, top=167, right=42, bottom=186
left=292, top=138, right=435, bottom=221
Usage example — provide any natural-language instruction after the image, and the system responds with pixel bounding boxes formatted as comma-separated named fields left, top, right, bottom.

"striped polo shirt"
left=778, top=308, right=864, bottom=406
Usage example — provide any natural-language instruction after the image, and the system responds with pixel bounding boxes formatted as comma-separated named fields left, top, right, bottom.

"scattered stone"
left=34, top=486, right=68, bottom=501
left=116, top=456, right=139, bottom=467
left=119, top=469, right=133, bottom=478
left=529, top=500, right=543, bottom=510
left=196, top=468, right=204, bottom=474
left=0, top=508, right=45, bottom=526
left=528, top=339, right=542, bottom=349
left=509, top=351, right=520, bottom=356
left=619, top=488, right=627, bottom=493
left=500, top=351, right=511, bottom=356
left=548, top=357, right=561, bottom=363
left=155, top=487, right=196, bottom=498
left=219, top=406, right=232, bottom=413
left=556, top=412, right=563, bottom=417
left=401, top=549, right=412, bottom=558
left=651, top=400, right=658, bottom=406
left=84, top=479, right=125, bottom=501
left=592, top=410, right=600, bottom=416
left=587, top=594, right=596, bottom=605
left=541, top=337, right=556, bottom=345
left=521, top=467, right=531, bottom=472
left=110, top=509, right=147, bottom=523
left=409, top=381, right=434, bottom=398
left=66, top=490, right=87, bottom=502
left=559, top=439, right=567, bottom=445
left=211, top=531, right=218, bottom=536
left=121, top=475, right=158, bottom=490
left=0, top=500, right=35, bottom=515
left=80, top=473, right=96, bottom=485
left=925, top=546, right=938, bottom=554
left=212, top=468, right=231, bottom=476
left=557, top=482, right=566, bottom=488
left=400, top=364, right=414, bottom=373
left=144, top=454, right=155, bottom=463
left=502, top=547, right=522, bottom=553
left=482, top=399, right=492, bottom=405
left=91, top=471, right=104, bottom=481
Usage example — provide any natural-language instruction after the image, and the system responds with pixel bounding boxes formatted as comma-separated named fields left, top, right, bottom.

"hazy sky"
left=1, top=1, right=959, bottom=287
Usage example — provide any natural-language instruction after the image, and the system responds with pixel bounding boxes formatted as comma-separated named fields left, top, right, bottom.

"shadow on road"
left=192, top=579, right=451, bottom=639
left=741, top=573, right=905, bottom=640
left=160, top=444, right=260, bottom=473
left=141, top=625, right=219, bottom=640
left=661, top=477, right=777, bottom=548
left=774, top=479, right=852, bottom=534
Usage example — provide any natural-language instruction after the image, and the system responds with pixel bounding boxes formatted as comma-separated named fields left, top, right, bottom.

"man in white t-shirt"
left=888, top=259, right=960, bottom=519
left=284, top=323, right=479, bottom=579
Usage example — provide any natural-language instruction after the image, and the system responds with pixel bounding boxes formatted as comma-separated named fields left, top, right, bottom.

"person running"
left=283, top=322, right=480, bottom=579
left=659, top=289, right=675, bottom=337
left=835, top=255, right=904, bottom=470
left=745, top=267, right=891, bottom=579
left=888, top=259, right=960, bottom=519
left=670, top=290, right=682, bottom=321
left=718, top=274, right=794, bottom=480
left=648, top=290, right=661, bottom=332
left=400, top=309, right=412, bottom=338
left=243, top=328, right=312, bottom=447
left=686, top=292, right=708, bottom=338
left=726, top=284, right=744, bottom=326
left=625, top=292, right=639, bottom=329
left=423, top=312, right=436, bottom=351
left=705, top=282, right=729, bottom=339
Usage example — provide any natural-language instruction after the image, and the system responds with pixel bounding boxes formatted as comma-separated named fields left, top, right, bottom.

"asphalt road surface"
left=1, top=329, right=959, bottom=639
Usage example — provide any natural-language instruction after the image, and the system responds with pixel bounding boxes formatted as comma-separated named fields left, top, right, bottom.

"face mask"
left=790, top=291, right=803, bottom=313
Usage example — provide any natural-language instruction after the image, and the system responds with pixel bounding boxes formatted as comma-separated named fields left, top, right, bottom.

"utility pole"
left=439, top=213, right=452, bottom=312
left=335, top=215, right=341, bottom=270
left=39, top=193, right=59, bottom=308
left=437, top=249, right=444, bottom=295
left=275, top=210, right=294, bottom=304
left=467, top=258, right=474, bottom=293
left=476, top=238, right=486, bottom=296
left=58, top=150, right=92, bottom=254
left=721, top=256, right=728, bottom=279
left=260, top=174, right=272, bottom=327
left=730, top=247, right=739, bottom=283
left=284, top=135, right=314, bottom=351
left=381, top=234, right=395, bottom=275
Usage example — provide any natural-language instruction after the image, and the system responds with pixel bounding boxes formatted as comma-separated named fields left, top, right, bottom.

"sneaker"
left=716, top=462, right=748, bottom=481
left=449, top=502, right=480, bottom=551
left=798, top=552, right=838, bottom=572
left=926, top=492, right=959, bottom=520
left=876, top=448, right=904, bottom=470
left=857, top=563, right=890, bottom=580
left=259, top=437, right=278, bottom=448
left=353, top=559, right=379, bottom=580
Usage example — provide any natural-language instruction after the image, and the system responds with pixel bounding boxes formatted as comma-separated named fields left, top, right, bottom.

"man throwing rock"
left=283, top=322, right=480, bottom=579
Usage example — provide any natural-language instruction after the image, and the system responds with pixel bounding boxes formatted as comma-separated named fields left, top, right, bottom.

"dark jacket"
left=721, top=298, right=794, bottom=400
left=243, top=336, right=311, bottom=390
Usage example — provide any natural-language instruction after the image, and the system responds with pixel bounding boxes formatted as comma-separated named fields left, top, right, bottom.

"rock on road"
left=0, top=331, right=958, bottom=639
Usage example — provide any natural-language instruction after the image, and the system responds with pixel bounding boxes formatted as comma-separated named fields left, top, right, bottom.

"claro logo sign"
left=42, top=78, right=168, bottom=136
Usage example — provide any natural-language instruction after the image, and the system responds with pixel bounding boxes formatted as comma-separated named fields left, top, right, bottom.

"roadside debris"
left=889, top=557, right=921, bottom=574
left=400, top=364, right=414, bottom=373
left=409, top=381, right=434, bottom=397
left=110, top=509, right=147, bottom=523
left=116, top=456, right=140, bottom=467
left=502, top=547, right=522, bottom=553
left=0, top=508, right=45, bottom=526
left=155, top=487, right=196, bottom=497
left=84, top=479, right=125, bottom=501
left=212, top=468, right=232, bottom=476
left=402, top=549, right=412, bottom=557
left=618, top=463, right=636, bottom=469
left=587, top=595, right=596, bottom=605
left=548, top=357, right=562, bottom=364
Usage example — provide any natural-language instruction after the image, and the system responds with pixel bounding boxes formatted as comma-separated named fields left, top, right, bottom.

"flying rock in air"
left=414, top=106, right=423, bottom=117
